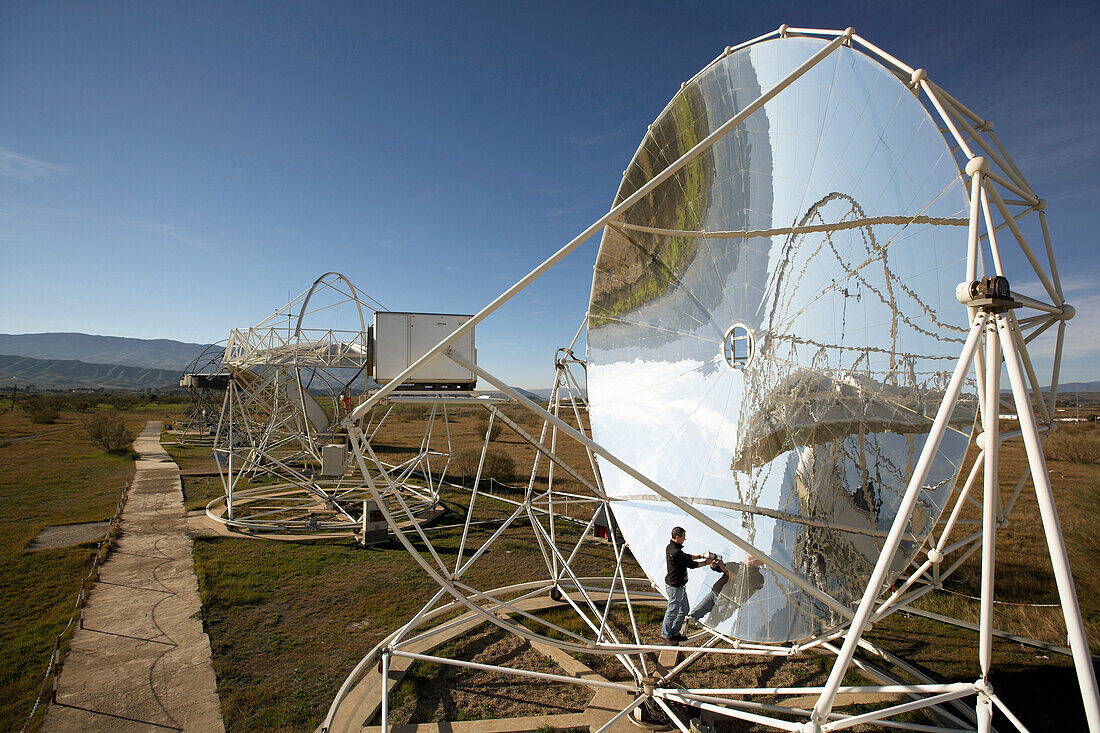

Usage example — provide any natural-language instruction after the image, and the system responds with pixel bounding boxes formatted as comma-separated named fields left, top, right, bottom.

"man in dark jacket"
left=661, top=526, right=707, bottom=642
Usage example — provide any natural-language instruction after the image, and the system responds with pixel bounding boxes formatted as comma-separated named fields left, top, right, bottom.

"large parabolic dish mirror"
left=587, top=37, right=978, bottom=643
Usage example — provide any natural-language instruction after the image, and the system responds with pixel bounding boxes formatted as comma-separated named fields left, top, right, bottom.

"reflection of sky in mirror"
left=588, top=38, right=975, bottom=642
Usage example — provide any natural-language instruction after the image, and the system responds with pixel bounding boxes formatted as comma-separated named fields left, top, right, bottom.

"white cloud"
left=0, top=148, right=67, bottom=180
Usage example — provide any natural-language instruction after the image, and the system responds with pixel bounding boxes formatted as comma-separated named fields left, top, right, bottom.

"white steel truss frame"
left=327, top=26, right=1099, bottom=732
left=207, top=272, right=449, bottom=536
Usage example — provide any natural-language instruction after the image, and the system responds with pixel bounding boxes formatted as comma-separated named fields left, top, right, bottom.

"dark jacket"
left=710, top=563, right=730, bottom=594
left=664, top=539, right=703, bottom=587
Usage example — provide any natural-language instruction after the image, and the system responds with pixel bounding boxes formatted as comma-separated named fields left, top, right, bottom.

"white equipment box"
left=372, top=312, right=476, bottom=389
left=360, top=499, right=388, bottom=545
left=321, top=443, right=347, bottom=477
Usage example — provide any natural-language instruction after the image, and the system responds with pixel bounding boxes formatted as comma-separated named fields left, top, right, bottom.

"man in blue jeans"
left=661, top=526, right=707, bottom=643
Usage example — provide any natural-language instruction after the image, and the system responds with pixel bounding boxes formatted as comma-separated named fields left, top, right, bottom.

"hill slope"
left=0, top=354, right=181, bottom=391
left=0, top=332, right=209, bottom=371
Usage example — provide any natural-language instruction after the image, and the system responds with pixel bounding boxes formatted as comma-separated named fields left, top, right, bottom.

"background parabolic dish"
left=587, top=37, right=978, bottom=643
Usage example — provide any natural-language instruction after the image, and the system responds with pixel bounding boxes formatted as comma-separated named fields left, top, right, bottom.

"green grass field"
left=0, top=398, right=185, bottom=731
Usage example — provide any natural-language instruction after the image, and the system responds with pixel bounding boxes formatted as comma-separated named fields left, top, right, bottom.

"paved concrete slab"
left=43, top=421, right=224, bottom=733
left=27, top=521, right=112, bottom=551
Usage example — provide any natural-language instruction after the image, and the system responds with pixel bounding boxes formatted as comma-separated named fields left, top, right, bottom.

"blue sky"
left=1, top=0, right=1097, bottom=388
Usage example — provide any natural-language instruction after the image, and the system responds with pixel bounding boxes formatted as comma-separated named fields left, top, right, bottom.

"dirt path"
left=43, top=421, right=224, bottom=732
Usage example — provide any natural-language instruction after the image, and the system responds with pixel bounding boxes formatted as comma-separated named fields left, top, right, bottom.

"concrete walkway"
left=44, top=421, right=224, bottom=733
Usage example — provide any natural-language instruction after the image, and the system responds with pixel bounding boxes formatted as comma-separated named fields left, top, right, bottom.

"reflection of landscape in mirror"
left=588, top=37, right=977, bottom=642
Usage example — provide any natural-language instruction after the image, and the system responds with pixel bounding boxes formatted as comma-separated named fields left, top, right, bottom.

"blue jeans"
left=661, top=584, right=689, bottom=638
left=688, top=590, right=718, bottom=621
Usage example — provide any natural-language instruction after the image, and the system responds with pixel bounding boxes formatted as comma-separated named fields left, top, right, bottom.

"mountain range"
left=0, top=332, right=211, bottom=372
left=0, top=354, right=183, bottom=391
left=1, top=332, right=1094, bottom=396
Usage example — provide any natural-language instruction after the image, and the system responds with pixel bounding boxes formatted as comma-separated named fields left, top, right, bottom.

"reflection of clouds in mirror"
left=589, top=38, right=977, bottom=642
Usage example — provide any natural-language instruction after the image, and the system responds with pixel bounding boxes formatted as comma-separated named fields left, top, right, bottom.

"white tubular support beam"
left=1025, top=316, right=1061, bottom=345
left=1007, top=310, right=1052, bottom=425
left=390, top=650, right=636, bottom=693
left=342, top=29, right=853, bottom=427
left=852, top=34, right=915, bottom=75
left=1049, top=320, right=1067, bottom=415
left=593, top=695, right=651, bottom=733
left=979, top=318, right=1000, bottom=680
left=657, top=691, right=804, bottom=732
left=443, top=347, right=855, bottom=619
left=949, top=110, right=1033, bottom=197
left=925, top=79, right=985, bottom=126
left=811, top=311, right=988, bottom=724
left=997, top=314, right=1100, bottom=731
left=821, top=688, right=976, bottom=732
left=784, top=26, right=846, bottom=37
left=978, top=187, right=1007, bottom=276
left=966, top=168, right=984, bottom=282
left=379, top=650, right=390, bottom=730
left=722, top=27, right=784, bottom=57
left=1039, top=210, right=1064, bottom=300
left=985, top=184, right=1060, bottom=302
left=1010, top=291, right=1063, bottom=315
left=984, top=167, right=1041, bottom=208
left=920, top=78, right=975, bottom=159
left=936, top=452, right=984, bottom=552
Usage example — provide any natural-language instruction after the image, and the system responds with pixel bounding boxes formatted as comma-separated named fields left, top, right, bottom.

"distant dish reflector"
left=587, top=37, right=977, bottom=643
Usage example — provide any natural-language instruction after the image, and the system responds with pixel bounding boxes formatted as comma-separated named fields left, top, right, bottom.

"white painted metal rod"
left=688, top=683, right=971, bottom=696
left=985, top=168, right=1040, bottom=207
left=341, top=29, right=853, bottom=426
left=812, top=311, right=988, bottom=722
left=852, top=34, right=915, bottom=75
left=390, top=649, right=636, bottom=692
left=785, top=26, right=845, bottom=36
left=989, top=692, right=1035, bottom=733
left=966, top=172, right=983, bottom=282
left=1008, top=310, right=1052, bottom=425
left=979, top=320, right=1001, bottom=679
left=925, top=79, right=985, bottom=127
left=979, top=187, right=1007, bottom=276
left=1010, top=291, right=1063, bottom=315
left=948, top=110, right=1033, bottom=196
left=903, top=606, right=1074, bottom=658
left=1038, top=210, right=1064, bottom=299
left=659, top=691, right=805, bottom=731
left=997, top=314, right=1100, bottom=731
left=936, top=454, right=983, bottom=552
left=920, top=79, right=975, bottom=160
left=985, top=184, right=1060, bottom=302
left=821, top=688, right=975, bottom=731
left=869, top=562, right=933, bottom=624
left=593, top=694, right=651, bottom=733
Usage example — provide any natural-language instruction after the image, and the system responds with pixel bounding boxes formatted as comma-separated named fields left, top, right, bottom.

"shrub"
left=1044, top=434, right=1100, bottom=464
left=22, top=395, right=60, bottom=424
left=453, top=447, right=516, bottom=483
left=475, top=413, right=503, bottom=441
left=83, top=411, right=134, bottom=453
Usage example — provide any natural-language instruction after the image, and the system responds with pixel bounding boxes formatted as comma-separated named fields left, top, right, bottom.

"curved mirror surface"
left=587, top=37, right=977, bottom=643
